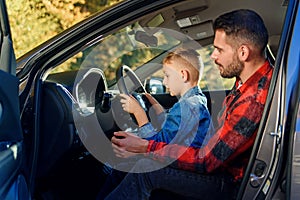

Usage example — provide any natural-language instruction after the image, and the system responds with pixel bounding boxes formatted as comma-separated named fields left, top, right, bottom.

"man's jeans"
left=105, top=158, right=239, bottom=200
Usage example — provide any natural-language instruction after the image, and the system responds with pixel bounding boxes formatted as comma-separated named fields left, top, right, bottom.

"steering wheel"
left=116, top=65, right=152, bottom=124
left=73, top=68, right=118, bottom=132
left=116, top=65, right=144, bottom=91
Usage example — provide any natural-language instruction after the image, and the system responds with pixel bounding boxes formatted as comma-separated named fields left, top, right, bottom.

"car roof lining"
left=138, top=0, right=287, bottom=58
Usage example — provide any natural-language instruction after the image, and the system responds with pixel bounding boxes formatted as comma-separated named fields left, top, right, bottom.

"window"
left=7, top=0, right=126, bottom=58
left=50, top=22, right=181, bottom=87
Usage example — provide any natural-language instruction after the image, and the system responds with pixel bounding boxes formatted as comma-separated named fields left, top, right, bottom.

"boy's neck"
left=180, top=83, right=197, bottom=96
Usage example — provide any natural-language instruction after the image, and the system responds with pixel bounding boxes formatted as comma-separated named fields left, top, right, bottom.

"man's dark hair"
left=213, top=9, right=269, bottom=53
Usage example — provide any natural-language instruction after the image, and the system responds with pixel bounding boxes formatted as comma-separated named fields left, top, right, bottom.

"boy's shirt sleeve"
left=143, top=102, right=181, bottom=144
left=137, top=110, right=166, bottom=138
left=140, top=99, right=209, bottom=147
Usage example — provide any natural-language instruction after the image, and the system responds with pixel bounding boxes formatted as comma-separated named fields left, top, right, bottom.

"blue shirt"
left=137, top=86, right=213, bottom=148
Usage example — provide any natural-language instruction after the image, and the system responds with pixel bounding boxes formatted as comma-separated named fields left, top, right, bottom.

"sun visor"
left=180, top=20, right=214, bottom=41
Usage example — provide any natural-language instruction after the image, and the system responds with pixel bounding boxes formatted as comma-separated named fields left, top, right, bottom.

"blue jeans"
left=104, top=158, right=239, bottom=200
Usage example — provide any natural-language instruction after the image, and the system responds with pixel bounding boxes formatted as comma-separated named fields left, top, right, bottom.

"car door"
left=237, top=0, right=299, bottom=199
left=0, top=0, right=30, bottom=199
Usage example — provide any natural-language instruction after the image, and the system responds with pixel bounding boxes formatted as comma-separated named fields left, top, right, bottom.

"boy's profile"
left=119, top=48, right=212, bottom=148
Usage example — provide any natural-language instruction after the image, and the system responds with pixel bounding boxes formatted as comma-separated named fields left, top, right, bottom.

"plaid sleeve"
left=146, top=62, right=272, bottom=175
left=146, top=96, right=265, bottom=173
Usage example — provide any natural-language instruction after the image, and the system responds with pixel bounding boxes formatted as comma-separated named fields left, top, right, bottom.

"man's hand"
left=111, top=131, right=149, bottom=153
left=112, top=143, right=138, bottom=158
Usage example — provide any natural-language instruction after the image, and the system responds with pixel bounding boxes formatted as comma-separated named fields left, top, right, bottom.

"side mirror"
left=145, top=77, right=166, bottom=94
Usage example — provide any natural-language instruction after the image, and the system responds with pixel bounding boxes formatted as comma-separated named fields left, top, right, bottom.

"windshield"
left=52, top=23, right=181, bottom=87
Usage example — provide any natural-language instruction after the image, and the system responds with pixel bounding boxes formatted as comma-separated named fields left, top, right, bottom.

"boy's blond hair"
left=163, top=48, right=203, bottom=83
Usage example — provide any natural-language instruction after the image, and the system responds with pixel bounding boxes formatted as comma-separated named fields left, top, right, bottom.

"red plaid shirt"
left=146, top=61, right=273, bottom=182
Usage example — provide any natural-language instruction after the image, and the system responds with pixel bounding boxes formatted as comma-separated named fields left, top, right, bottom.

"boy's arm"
left=119, top=94, right=149, bottom=127
left=144, top=93, right=164, bottom=115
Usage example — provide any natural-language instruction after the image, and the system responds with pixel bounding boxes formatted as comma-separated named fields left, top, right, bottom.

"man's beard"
left=218, top=55, right=244, bottom=79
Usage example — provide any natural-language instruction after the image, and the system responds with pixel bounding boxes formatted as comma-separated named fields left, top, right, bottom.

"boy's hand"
left=144, top=93, right=164, bottom=115
left=144, top=93, right=158, bottom=105
left=119, top=94, right=149, bottom=127
left=119, top=94, right=143, bottom=114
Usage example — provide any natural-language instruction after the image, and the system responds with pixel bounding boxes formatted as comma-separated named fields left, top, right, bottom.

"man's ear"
left=238, top=45, right=250, bottom=61
left=181, top=69, right=189, bottom=82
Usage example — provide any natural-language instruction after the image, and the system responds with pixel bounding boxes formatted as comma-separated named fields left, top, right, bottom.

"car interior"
left=17, top=0, right=288, bottom=199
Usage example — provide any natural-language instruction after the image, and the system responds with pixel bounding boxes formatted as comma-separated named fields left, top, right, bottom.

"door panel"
left=0, top=0, right=29, bottom=198
left=0, top=71, right=29, bottom=199
left=0, top=142, right=28, bottom=200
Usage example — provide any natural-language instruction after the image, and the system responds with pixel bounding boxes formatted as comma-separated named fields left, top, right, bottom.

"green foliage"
left=6, top=0, right=123, bottom=58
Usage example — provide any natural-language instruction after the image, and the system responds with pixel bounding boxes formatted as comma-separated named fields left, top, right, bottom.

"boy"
left=96, top=48, right=212, bottom=199
left=119, top=48, right=212, bottom=148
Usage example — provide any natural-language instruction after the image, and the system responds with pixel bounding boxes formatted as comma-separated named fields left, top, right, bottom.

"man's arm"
left=145, top=98, right=265, bottom=173
left=112, top=97, right=265, bottom=173
left=112, top=92, right=264, bottom=173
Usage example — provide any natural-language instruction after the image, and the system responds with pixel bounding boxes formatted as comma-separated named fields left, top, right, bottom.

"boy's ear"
left=181, top=69, right=189, bottom=82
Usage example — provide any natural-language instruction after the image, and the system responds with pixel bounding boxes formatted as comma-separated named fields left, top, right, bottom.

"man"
left=107, top=9, right=273, bottom=200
